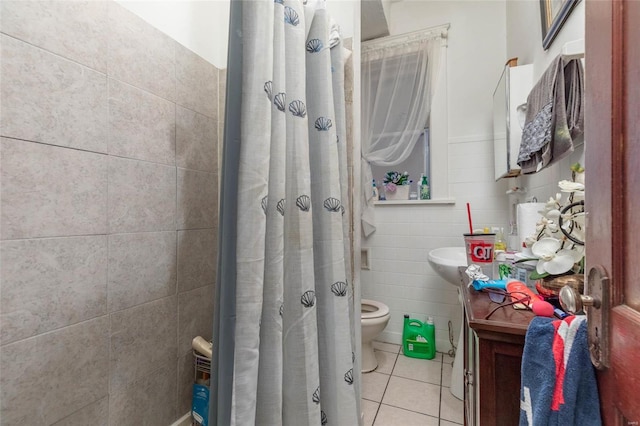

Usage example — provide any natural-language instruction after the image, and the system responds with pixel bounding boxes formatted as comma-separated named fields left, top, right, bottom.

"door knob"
left=558, top=285, right=600, bottom=313
left=558, top=265, right=610, bottom=370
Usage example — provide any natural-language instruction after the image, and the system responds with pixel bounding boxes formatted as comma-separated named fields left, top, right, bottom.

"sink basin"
left=428, top=247, right=467, bottom=286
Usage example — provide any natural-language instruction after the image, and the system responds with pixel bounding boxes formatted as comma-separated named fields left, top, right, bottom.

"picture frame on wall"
left=539, top=0, right=581, bottom=50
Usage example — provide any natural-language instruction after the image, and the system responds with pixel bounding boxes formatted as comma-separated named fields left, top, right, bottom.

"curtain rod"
left=362, top=23, right=450, bottom=51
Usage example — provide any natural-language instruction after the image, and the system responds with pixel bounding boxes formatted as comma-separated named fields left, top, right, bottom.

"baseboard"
left=379, top=330, right=402, bottom=345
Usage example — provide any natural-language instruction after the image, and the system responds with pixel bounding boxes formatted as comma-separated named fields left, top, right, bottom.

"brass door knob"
left=559, top=285, right=600, bottom=314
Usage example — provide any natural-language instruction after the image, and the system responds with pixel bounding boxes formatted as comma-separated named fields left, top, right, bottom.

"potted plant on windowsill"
left=383, top=171, right=411, bottom=200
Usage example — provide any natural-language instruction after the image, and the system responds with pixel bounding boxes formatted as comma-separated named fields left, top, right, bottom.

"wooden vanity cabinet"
left=458, top=269, right=535, bottom=426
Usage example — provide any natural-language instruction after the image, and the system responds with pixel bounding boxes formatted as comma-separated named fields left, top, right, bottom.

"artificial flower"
left=521, top=164, right=586, bottom=280
left=531, top=237, right=583, bottom=276
left=559, top=180, right=585, bottom=196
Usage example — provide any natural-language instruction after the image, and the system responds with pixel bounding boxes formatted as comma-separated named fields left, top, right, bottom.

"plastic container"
left=402, top=315, right=436, bottom=359
left=419, top=175, right=430, bottom=200
left=372, top=179, right=379, bottom=200
left=192, top=350, right=211, bottom=426
left=463, top=233, right=496, bottom=279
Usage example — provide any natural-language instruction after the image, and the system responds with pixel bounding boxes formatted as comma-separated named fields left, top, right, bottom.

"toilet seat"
left=361, top=299, right=390, bottom=319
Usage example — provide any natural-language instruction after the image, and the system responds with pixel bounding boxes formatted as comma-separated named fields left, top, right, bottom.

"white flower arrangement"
left=519, top=163, right=586, bottom=280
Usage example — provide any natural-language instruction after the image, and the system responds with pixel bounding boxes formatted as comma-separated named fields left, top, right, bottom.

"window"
left=371, top=127, right=430, bottom=193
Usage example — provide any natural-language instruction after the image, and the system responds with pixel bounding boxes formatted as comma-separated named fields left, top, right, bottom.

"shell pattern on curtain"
left=232, top=1, right=358, bottom=425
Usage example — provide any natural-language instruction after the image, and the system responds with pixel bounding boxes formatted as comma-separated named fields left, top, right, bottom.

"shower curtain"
left=212, top=1, right=359, bottom=425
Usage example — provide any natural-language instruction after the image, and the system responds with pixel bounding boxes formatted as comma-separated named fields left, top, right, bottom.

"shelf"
left=373, top=198, right=455, bottom=206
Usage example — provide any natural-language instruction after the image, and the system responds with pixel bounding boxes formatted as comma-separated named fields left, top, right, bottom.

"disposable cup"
left=463, top=233, right=496, bottom=279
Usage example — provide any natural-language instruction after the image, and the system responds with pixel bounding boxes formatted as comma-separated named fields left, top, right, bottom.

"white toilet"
left=361, top=299, right=391, bottom=373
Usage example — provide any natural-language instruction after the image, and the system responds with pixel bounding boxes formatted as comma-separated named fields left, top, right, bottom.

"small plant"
left=383, top=171, right=410, bottom=194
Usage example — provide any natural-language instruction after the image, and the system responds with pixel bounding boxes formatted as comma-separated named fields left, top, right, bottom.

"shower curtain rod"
left=362, top=23, right=450, bottom=51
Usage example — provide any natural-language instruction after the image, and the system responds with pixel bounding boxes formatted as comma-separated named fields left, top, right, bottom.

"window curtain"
left=361, top=30, right=446, bottom=236
left=211, top=1, right=359, bottom=425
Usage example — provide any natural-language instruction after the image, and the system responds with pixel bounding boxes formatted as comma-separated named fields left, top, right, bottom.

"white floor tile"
left=374, top=350, right=397, bottom=375
left=440, top=386, right=464, bottom=424
left=392, top=354, right=442, bottom=385
left=373, top=341, right=401, bottom=354
left=442, top=360, right=452, bottom=388
left=373, top=404, right=439, bottom=426
left=381, top=376, right=440, bottom=417
left=361, top=398, right=379, bottom=426
left=440, top=420, right=463, bottom=426
left=361, top=372, right=390, bottom=403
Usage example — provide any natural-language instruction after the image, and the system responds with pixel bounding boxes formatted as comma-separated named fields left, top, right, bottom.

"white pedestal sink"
left=427, top=247, right=467, bottom=401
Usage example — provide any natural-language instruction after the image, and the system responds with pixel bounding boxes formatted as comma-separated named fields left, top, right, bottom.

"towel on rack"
left=519, top=316, right=602, bottom=426
left=517, top=55, right=584, bottom=174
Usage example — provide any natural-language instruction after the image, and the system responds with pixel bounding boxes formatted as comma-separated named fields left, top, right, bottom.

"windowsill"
left=373, top=198, right=455, bottom=206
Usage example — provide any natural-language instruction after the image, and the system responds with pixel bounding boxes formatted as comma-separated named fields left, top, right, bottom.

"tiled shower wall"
left=0, top=2, right=221, bottom=425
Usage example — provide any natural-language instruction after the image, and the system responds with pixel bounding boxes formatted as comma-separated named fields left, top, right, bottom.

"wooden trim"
left=611, top=0, right=626, bottom=306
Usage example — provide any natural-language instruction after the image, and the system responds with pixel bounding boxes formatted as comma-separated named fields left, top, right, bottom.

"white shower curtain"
left=223, top=1, right=358, bottom=425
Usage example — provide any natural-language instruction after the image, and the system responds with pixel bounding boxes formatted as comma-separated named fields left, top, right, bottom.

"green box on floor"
left=402, top=314, right=436, bottom=360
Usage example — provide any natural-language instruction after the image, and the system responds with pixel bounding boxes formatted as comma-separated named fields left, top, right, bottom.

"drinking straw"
left=466, top=203, right=473, bottom=234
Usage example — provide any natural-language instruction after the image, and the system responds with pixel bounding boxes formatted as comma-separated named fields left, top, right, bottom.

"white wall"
left=116, top=0, right=230, bottom=68
left=362, top=1, right=510, bottom=350
left=327, top=0, right=357, bottom=39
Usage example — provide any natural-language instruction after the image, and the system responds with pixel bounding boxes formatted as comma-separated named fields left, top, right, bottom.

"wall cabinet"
left=459, top=269, right=535, bottom=425
left=492, top=64, right=533, bottom=180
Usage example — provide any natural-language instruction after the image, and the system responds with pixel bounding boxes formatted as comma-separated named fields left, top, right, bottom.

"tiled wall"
left=0, top=2, right=221, bottom=425
left=362, top=137, right=509, bottom=351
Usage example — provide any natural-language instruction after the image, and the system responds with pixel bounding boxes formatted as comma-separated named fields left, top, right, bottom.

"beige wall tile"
left=0, top=317, right=109, bottom=425
left=176, top=105, right=217, bottom=172
left=107, top=2, right=175, bottom=101
left=176, top=44, right=217, bottom=118
left=0, top=35, right=108, bottom=153
left=52, top=397, right=109, bottom=426
left=0, top=236, right=107, bottom=345
left=108, top=79, right=176, bottom=165
left=0, top=1, right=108, bottom=72
left=0, top=138, right=108, bottom=240
left=108, top=157, right=176, bottom=233
left=177, top=351, right=196, bottom=416
left=108, top=362, right=177, bottom=426
left=108, top=231, right=177, bottom=312
left=177, top=168, right=217, bottom=230
left=109, top=296, right=177, bottom=390
left=178, top=284, right=214, bottom=355
left=177, top=229, right=216, bottom=293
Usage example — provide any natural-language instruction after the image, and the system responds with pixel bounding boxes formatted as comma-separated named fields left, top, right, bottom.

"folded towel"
left=520, top=316, right=602, bottom=426
left=517, top=55, right=584, bottom=174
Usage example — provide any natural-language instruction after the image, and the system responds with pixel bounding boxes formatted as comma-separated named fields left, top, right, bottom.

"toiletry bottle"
left=420, top=175, right=430, bottom=200
left=494, top=227, right=507, bottom=251
left=372, top=179, right=379, bottom=200
left=424, top=317, right=436, bottom=359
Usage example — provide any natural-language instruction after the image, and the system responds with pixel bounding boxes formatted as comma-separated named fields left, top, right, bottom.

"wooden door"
left=586, top=0, right=640, bottom=423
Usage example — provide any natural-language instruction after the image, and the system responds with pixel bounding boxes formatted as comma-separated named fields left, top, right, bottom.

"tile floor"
left=361, top=341, right=464, bottom=426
